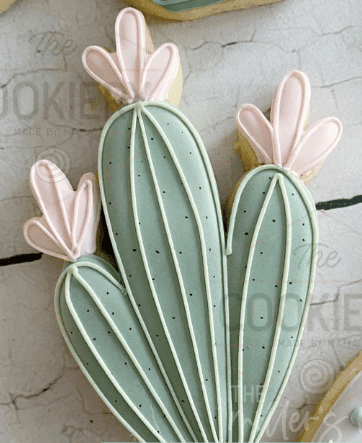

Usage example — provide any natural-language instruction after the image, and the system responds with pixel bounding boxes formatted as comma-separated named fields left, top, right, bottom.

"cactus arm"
left=99, top=101, right=230, bottom=442
left=226, top=165, right=318, bottom=442
left=55, top=255, right=195, bottom=442
left=140, top=103, right=226, bottom=440
left=135, top=105, right=219, bottom=441
left=127, top=106, right=211, bottom=441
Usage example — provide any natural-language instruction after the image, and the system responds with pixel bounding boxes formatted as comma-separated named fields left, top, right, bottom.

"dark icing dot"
left=275, top=285, right=278, bottom=288
left=189, top=293, right=193, bottom=296
left=263, top=192, right=265, bottom=194
left=302, top=239, right=305, bottom=241
left=106, top=291, right=109, bottom=294
left=260, top=317, right=264, bottom=319
left=151, top=138, right=154, bottom=140
left=70, top=331, right=73, bottom=334
left=108, top=331, right=111, bottom=334
left=133, top=249, right=137, bottom=252
left=156, top=250, right=160, bottom=254
left=87, top=309, right=89, bottom=312
left=260, top=252, right=263, bottom=254
left=272, top=219, right=275, bottom=222
left=262, top=346, right=265, bottom=349
left=93, top=338, right=96, bottom=341
left=209, top=248, right=211, bottom=251
left=125, top=362, right=127, bottom=365
left=245, top=232, right=249, bottom=235
left=172, top=317, right=175, bottom=319
left=199, top=187, right=202, bottom=189
left=109, top=202, right=111, bottom=205
left=214, top=305, right=216, bottom=307
left=206, top=216, right=208, bottom=219
left=179, top=251, right=182, bottom=254
left=115, top=233, right=118, bottom=236
left=112, top=312, right=114, bottom=315
left=185, top=216, right=189, bottom=219
left=289, top=282, right=292, bottom=284
left=127, top=146, right=130, bottom=149
left=129, top=328, right=132, bottom=330
left=109, top=162, right=112, bottom=164
left=244, top=210, right=246, bottom=213
left=163, top=191, right=166, bottom=193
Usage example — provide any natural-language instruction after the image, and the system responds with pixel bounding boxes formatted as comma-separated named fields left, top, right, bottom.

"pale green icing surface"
left=226, top=165, right=318, bottom=442
left=350, top=407, right=362, bottom=428
left=149, top=0, right=224, bottom=13
left=99, top=101, right=230, bottom=442
left=55, top=254, right=195, bottom=442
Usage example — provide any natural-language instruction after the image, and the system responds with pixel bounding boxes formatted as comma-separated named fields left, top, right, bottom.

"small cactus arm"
left=227, top=71, right=343, bottom=442
left=82, top=7, right=231, bottom=442
left=23, top=160, right=205, bottom=442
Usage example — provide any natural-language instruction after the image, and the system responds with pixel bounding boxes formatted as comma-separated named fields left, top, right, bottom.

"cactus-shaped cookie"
left=227, top=71, right=342, bottom=442
left=82, top=7, right=230, bottom=442
left=25, top=160, right=206, bottom=441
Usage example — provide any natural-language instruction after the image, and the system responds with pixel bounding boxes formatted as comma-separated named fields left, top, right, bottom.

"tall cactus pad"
left=227, top=165, right=318, bottom=442
left=55, top=254, right=196, bottom=442
left=99, top=101, right=230, bottom=442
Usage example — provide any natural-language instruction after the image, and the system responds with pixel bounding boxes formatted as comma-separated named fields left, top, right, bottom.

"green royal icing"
left=149, top=0, right=225, bottom=13
left=53, top=103, right=319, bottom=443
left=226, top=165, right=318, bottom=442
left=98, top=101, right=230, bottom=442
left=350, top=407, right=362, bottom=428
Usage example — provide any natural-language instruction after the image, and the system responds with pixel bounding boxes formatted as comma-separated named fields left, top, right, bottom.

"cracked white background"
left=0, top=0, right=362, bottom=441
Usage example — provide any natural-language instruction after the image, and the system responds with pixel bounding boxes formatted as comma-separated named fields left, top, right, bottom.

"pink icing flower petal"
left=24, top=160, right=101, bottom=262
left=271, top=70, right=311, bottom=165
left=236, top=104, right=273, bottom=164
left=82, top=46, right=128, bottom=102
left=115, top=7, right=146, bottom=100
left=285, top=117, right=343, bottom=176
left=141, top=43, right=179, bottom=102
